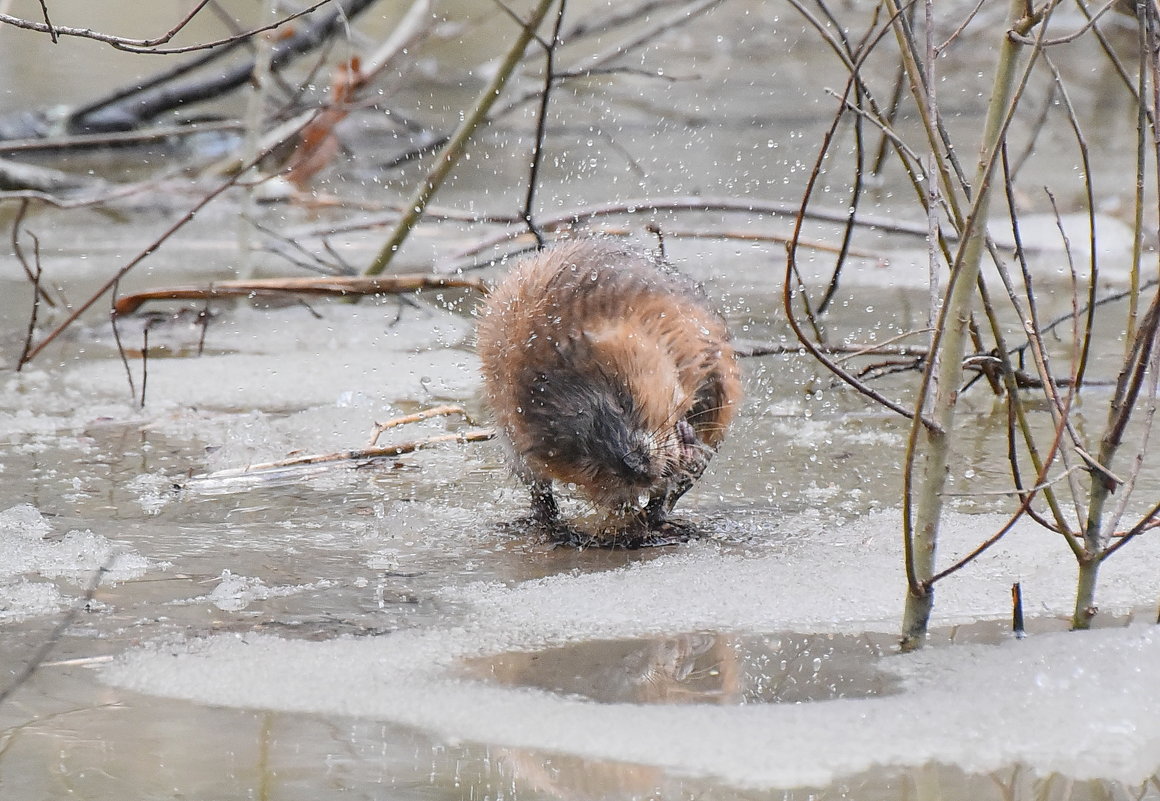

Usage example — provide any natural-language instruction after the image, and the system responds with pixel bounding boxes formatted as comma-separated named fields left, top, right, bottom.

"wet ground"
left=3, top=0, right=1160, bottom=799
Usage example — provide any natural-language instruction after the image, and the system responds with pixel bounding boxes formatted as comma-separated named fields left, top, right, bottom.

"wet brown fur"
left=476, top=239, right=742, bottom=531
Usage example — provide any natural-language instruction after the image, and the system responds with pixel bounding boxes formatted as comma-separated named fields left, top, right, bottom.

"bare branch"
left=0, top=0, right=338, bottom=56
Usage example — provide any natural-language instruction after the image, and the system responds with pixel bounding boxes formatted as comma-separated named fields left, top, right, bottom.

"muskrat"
left=476, top=239, right=742, bottom=539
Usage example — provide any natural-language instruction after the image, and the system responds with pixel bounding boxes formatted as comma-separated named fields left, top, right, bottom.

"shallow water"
left=3, top=0, right=1160, bottom=799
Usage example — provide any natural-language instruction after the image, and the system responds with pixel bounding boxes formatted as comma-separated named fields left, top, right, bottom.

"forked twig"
left=0, top=0, right=332, bottom=55
left=366, top=405, right=476, bottom=447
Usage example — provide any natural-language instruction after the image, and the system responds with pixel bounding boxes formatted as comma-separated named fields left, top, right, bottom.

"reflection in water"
left=465, top=631, right=901, bottom=705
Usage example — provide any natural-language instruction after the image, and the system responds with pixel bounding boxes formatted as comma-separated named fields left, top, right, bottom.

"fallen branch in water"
left=187, top=428, right=496, bottom=484
left=112, top=274, right=489, bottom=316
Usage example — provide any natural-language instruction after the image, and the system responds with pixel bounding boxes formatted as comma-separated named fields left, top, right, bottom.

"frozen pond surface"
left=3, top=0, right=1160, bottom=798
left=3, top=275, right=1160, bottom=799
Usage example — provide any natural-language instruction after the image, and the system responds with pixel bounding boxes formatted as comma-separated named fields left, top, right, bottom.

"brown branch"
left=1007, top=0, right=1118, bottom=45
left=735, top=339, right=928, bottom=359
left=294, top=195, right=935, bottom=248
left=0, top=0, right=212, bottom=48
left=0, top=121, right=243, bottom=155
left=452, top=201, right=912, bottom=267
left=522, top=0, right=567, bottom=248
left=9, top=198, right=56, bottom=308
left=111, top=275, right=488, bottom=317
left=783, top=17, right=926, bottom=426
left=109, top=282, right=138, bottom=404
left=471, top=224, right=885, bottom=262
left=1101, top=499, right=1160, bottom=560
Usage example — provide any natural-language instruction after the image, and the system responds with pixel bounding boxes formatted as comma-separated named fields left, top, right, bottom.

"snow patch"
left=103, top=625, right=1160, bottom=789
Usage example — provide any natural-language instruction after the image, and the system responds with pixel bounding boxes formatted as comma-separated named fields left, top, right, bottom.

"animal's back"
left=477, top=239, right=741, bottom=522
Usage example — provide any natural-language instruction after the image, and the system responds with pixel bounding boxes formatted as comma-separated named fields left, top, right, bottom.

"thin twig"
left=522, top=0, right=567, bottom=248
left=816, top=2, right=881, bottom=314
left=15, top=227, right=44, bottom=372
left=140, top=326, right=150, bottom=408
left=736, top=339, right=928, bottom=359
left=935, top=0, right=988, bottom=52
left=784, top=7, right=926, bottom=425
left=1043, top=58, right=1099, bottom=392
left=109, top=281, right=138, bottom=404
left=994, top=143, right=1085, bottom=539
left=1103, top=303, right=1160, bottom=538
left=1007, top=0, right=1118, bottom=45
left=9, top=199, right=56, bottom=307
left=0, top=0, right=332, bottom=55
left=35, top=0, right=57, bottom=43
left=366, top=405, right=475, bottom=447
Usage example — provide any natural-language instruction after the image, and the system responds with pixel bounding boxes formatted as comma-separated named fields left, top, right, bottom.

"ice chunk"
left=177, top=570, right=336, bottom=612
left=0, top=579, right=65, bottom=621
left=0, top=504, right=150, bottom=586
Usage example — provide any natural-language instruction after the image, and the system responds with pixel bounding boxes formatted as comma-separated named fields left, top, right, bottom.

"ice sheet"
left=104, top=508, right=1160, bottom=788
